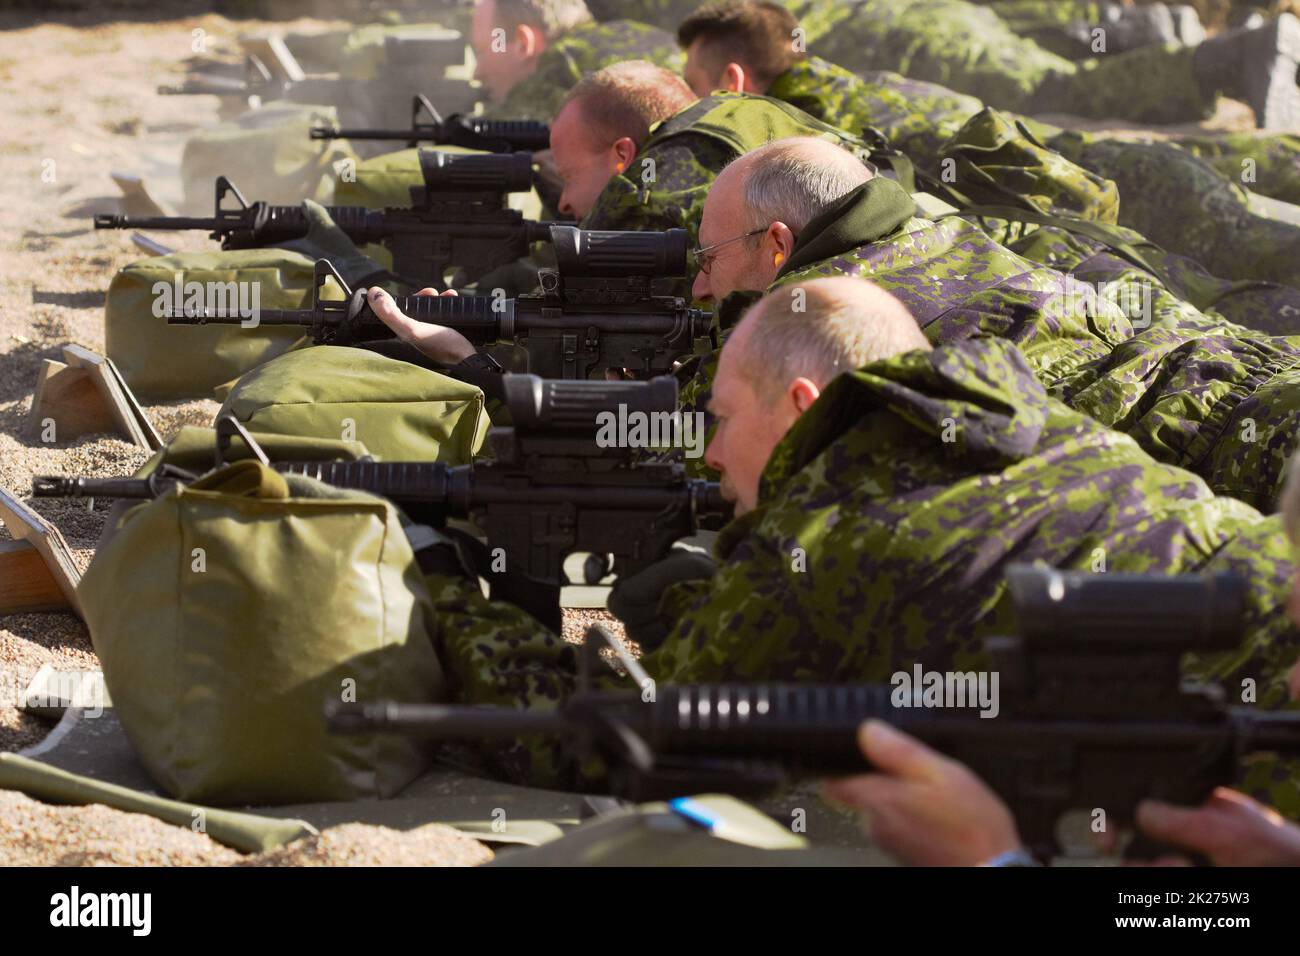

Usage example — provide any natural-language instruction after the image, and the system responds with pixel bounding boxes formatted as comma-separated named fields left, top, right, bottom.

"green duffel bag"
left=216, top=345, right=490, bottom=463
left=938, top=107, right=1121, bottom=224
left=105, top=248, right=318, bottom=401
left=97, top=426, right=375, bottom=553
left=79, top=459, right=446, bottom=806
left=181, top=101, right=357, bottom=210
left=105, top=201, right=394, bottom=401
left=137, top=424, right=370, bottom=477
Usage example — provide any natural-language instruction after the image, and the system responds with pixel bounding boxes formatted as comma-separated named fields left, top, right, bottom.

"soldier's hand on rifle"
left=821, top=720, right=1024, bottom=866
left=606, top=547, right=717, bottom=650
left=1132, top=788, right=1300, bottom=867
left=368, top=286, right=477, bottom=366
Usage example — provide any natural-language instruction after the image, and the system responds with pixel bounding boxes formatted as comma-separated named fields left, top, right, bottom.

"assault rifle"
left=157, top=31, right=478, bottom=128
left=161, top=224, right=711, bottom=379
left=326, top=567, right=1300, bottom=860
left=96, top=151, right=557, bottom=287
left=35, top=380, right=729, bottom=631
left=310, top=94, right=550, bottom=153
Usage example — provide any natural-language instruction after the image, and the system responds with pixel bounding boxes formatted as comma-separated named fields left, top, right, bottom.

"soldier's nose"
left=691, top=272, right=712, bottom=301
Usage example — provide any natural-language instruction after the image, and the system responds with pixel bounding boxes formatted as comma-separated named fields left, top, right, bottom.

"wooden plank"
left=0, top=540, right=67, bottom=613
left=0, top=488, right=83, bottom=618
left=61, top=344, right=159, bottom=450
left=111, top=170, right=175, bottom=218
left=103, top=355, right=163, bottom=450
left=28, top=360, right=119, bottom=442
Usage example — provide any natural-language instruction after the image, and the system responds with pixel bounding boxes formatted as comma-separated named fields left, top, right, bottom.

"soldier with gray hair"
left=676, top=0, right=1300, bottom=296
left=686, top=136, right=1300, bottom=513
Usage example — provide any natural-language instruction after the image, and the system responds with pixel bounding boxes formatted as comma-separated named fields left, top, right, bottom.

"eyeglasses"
left=691, top=227, right=766, bottom=275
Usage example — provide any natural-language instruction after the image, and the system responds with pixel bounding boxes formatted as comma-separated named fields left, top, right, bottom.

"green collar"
left=776, top=178, right=917, bottom=278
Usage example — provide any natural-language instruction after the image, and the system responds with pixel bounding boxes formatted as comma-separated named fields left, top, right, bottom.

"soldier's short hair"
left=739, top=137, right=873, bottom=233
left=560, top=60, right=696, bottom=147
left=491, top=0, right=593, bottom=39
left=740, top=277, right=931, bottom=403
left=677, top=0, right=803, bottom=87
left=1282, top=454, right=1300, bottom=545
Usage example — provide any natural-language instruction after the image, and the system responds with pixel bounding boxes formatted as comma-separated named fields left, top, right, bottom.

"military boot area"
left=7, top=0, right=1300, bottom=893
left=1193, top=12, right=1300, bottom=130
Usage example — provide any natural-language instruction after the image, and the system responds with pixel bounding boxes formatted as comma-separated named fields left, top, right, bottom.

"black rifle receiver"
left=95, top=155, right=555, bottom=288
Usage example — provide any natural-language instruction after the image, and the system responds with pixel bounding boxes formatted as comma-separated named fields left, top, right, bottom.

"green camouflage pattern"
left=582, top=91, right=872, bottom=245
left=802, top=0, right=1209, bottom=123
left=998, top=216, right=1300, bottom=338
left=766, top=184, right=1300, bottom=509
left=1048, top=133, right=1300, bottom=288
left=766, top=55, right=1300, bottom=290
left=769, top=57, right=990, bottom=169
left=486, top=20, right=685, bottom=121
left=425, top=336, right=1300, bottom=817
left=936, top=107, right=1120, bottom=223
left=1173, top=132, right=1300, bottom=206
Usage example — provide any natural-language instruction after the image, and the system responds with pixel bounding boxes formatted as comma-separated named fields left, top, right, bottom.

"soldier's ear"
left=516, top=23, right=542, bottom=57
left=788, top=378, right=821, bottom=415
left=768, top=222, right=796, bottom=263
left=722, top=62, right=747, bottom=94
left=612, top=137, right=639, bottom=173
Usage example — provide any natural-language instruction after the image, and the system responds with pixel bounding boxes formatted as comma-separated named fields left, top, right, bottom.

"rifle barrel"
left=328, top=702, right=567, bottom=736
left=95, top=214, right=224, bottom=231
left=310, top=127, right=436, bottom=141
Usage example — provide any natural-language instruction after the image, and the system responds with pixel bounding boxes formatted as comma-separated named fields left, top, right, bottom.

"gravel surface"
left=0, top=3, right=497, bottom=868
left=0, top=789, right=244, bottom=866
left=244, top=823, right=494, bottom=867
left=0, top=790, right=494, bottom=866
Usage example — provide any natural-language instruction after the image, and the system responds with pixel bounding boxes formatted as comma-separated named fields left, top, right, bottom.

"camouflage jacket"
left=582, top=91, right=872, bottom=245
left=487, top=20, right=684, bottom=121
left=796, top=0, right=1205, bottom=123
left=766, top=179, right=1300, bottom=510
left=767, top=55, right=987, bottom=172
left=764, top=55, right=1300, bottom=295
left=430, top=336, right=1300, bottom=812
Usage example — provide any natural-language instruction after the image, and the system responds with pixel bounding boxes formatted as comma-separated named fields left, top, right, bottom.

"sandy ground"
left=0, top=0, right=1274, bottom=866
left=0, top=1, right=509, bottom=867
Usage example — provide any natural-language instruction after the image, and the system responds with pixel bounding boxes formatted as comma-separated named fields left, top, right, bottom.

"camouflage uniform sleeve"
left=424, top=572, right=595, bottom=789
left=639, top=518, right=820, bottom=683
